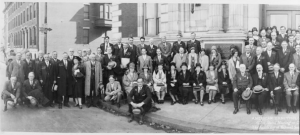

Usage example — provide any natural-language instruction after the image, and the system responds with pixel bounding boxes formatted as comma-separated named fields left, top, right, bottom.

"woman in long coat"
left=166, top=62, right=179, bottom=105
left=84, top=54, right=103, bottom=107
left=72, top=56, right=85, bottom=109
left=123, top=63, right=138, bottom=95
left=228, top=49, right=240, bottom=81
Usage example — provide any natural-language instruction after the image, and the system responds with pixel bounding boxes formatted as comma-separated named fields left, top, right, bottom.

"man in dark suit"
left=172, top=34, right=186, bottom=58
left=136, top=37, right=149, bottom=57
left=38, top=54, right=56, bottom=107
left=9, top=52, right=25, bottom=84
left=127, top=78, right=152, bottom=125
left=240, top=45, right=256, bottom=74
left=271, top=32, right=281, bottom=52
left=277, top=26, right=289, bottom=44
left=255, top=47, right=268, bottom=73
left=247, top=38, right=257, bottom=55
left=251, top=64, right=269, bottom=115
left=287, top=35, right=296, bottom=54
left=263, top=42, right=278, bottom=71
left=22, top=72, right=51, bottom=108
left=102, top=46, right=120, bottom=86
left=1, top=76, right=21, bottom=111
left=35, top=51, right=44, bottom=80
left=186, top=32, right=201, bottom=54
left=113, top=37, right=123, bottom=57
left=100, top=36, right=114, bottom=55
left=153, top=48, right=168, bottom=71
left=278, top=41, right=293, bottom=72
left=128, top=37, right=138, bottom=64
left=146, top=38, right=158, bottom=69
left=56, top=52, right=73, bottom=109
left=23, top=52, right=35, bottom=80
left=67, top=48, right=75, bottom=65
left=158, top=36, right=172, bottom=63
left=50, top=51, right=60, bottom=104
left=292, top=45, right=300, bottom=72
left=119, top=43, right=134, bottom=64
left=177, top=62, right=192, bottom=105
left=269, top=63, right=284, bottom=115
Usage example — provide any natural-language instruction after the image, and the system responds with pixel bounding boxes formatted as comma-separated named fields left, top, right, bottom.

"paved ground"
left=0, top=63, right=165, bottom=133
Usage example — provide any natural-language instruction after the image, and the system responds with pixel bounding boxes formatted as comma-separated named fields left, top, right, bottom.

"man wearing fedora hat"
left=283, top=63, right=299, bottom=113
left=232, top=64, right=253, bottom=114
left=178, top=62, right=192, bottom=105
left=251, top=64, right=269, bottom=115
left=2, top=76, right=21, bottom=111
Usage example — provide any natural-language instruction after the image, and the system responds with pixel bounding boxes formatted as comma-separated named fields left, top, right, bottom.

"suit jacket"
left=100, top=42, right=114, bottom=55
left=105, top=81, right=122, bottom=94
left=192, top=71, right=207, bottom=86
left=218, top=69, right=230, bottom=86
left=251, top=72, right=268, bottom=89
left=56, top=59, right=73, bottom=95
left=172, top=41, right=186, bottom=56
left=255, top=54, right=268, bottom=73
left=113, top=43, right=123, bottom=57
left=232, top=71, right=253, bottom=89
left=84, top=61, right=103, bottom=96
left=50, top=58, right=60, bottom=81
left=269, top=72, right=284, bottom=92
left=166, top=70, right=179, bottom=87
left=262, top=50, right=278, bottom=66
left=153, top=55, right=168, bottom=71
left=9, top=60, right=25, bottom=82
left=35, top=58, right=44, bottom=76
left=137, top=55, right=152, bottom=73
left=22, top=79, right=42, bottom=98
left=293, top=53, right=300, bottom=71
left=102, top=54, right=120, bottom=78
left=38, top=61, right=55, bottom=86
left=119, top=48, right=134, bottom=64
left=136, top=44, right=149, bottom=57
left=271, top=39, right=282, bottom=52
left=177, top=70, right=192, bottom=87
left=257, top=37, right=271, bottom=46
left=23, top=59, right=35, bottom=80
left=278, top=48, right=293, bottom=71
left=172, top=53, right=188, bottom=72
left=247, top=45, right=257, bottom=56
left=240, top=53, right=256, bottom=74
left=283, top=72, right=299, bottom=90
left=128, top=85, right=152, bottom=105
left=288, top=42, right=296, bottom=54
left=146, top=44, right=158, bottom=60
left=129, top=44, right=138, bottom=62
left=158, top=42, right=172, bottom=57
left=186, top=40, right=201, bottom=54
left=2, top=80, right=21, bottom=98
left=276, top=34, right=289, bottom=44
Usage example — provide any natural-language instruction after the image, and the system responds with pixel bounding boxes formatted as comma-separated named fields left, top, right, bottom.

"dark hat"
left=221, top=60, right=227, bottom=66
left=180, top=62, right=188, bottom=68
left=242, top=89, right=253, bottom=100
left=195, top=63, right=202, bottom=68
left=73, top=56, right=82, bottom=61
left=170, top=62, right=176, bottom=68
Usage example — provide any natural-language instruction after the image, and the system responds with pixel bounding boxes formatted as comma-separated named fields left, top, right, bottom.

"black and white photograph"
left=0, top=0, right=299, bottom=134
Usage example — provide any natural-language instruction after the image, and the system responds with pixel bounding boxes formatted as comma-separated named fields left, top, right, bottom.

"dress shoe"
left=64, top=103, right=70, bottom=107
left=79, top=105, right=82, bottom=109
left=177, top=100, right=182, bottom=104
left=200, top=102, right=204, bottom=106
left=286, top=107, right=291, bottom=113
left=222, top=101, right=225, bottom=104
left=117, top=102, right=121, bottom=108
left=49, top=103, right=54, bottom=107
left=128, top=115, right=134, bottom=123
left=208, top=100, right=211, bottom=104
left=212, top=99, right=216, bottom=103
left=247, top=109, right=251, bottom=114
left=275, top=107, right=278, bottom=115
left=74, top=104, right=79, bottom=107
left=58, top=104, right=62, bottom=109
left=194, top=100, right=198, bottom=104
left=3, top=106, right=7, bottom=112
left=171, top=101, right=175, bottom=105
left=92, top=104, right=97, bottom=107
left=233, top=108, right=239, bottom=114
left=278, top=107, right=282, bottom=112
left=293, top=106, right=297, bottom=113
left=258, top=108, right=262, bottom=115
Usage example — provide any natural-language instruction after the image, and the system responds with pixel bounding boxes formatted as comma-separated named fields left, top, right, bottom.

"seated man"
left=22, top=72, right=51, bottom=107
left=283, top=63, right=299, bottom=113
left=104, top=75, right=123, bottom=108
left=128, top=78, right=152, bottom=125
left=269, top=63, right=284, bottom=115
left=232, top=64, right=253, bottom=114
left=251, top=64, right=268, bottom=115
left=1, top=76, right=21, bottom=112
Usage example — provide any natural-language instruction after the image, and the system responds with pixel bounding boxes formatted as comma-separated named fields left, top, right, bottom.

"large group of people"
left=2, top=25, right=300, bottom=124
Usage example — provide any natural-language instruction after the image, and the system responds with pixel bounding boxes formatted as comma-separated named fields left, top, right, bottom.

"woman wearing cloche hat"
left=192, top=63, right=206, bottom=106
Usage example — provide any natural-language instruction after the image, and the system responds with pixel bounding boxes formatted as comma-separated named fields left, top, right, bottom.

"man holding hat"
left=105, top=75, right=123, bottom=108
left=251, top=64, right=269, bottom=115
left=2, top=76, right=21, bottom=111
left=178, top=62, right=192, bottom=105
left=102, top=46, right=119, bottom=87
left=22, top=72, right=51, bottom=108
left=232, top=64, right=253, bottom=114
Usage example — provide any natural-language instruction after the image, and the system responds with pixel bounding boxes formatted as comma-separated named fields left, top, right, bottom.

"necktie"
left=105, top=44, right=108, bottom=52
left=64, top=60, right=67, bottom=68
left=275, top=72, right=278, bottom=78
left=138, top=87, right=141, bottom=93
left=183, top=72, right=186, bottom=79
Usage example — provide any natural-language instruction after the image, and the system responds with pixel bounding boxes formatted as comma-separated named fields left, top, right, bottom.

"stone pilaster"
left=227, top=4, right=244, bottom=33
left=208, top=4, right=223, bottom=33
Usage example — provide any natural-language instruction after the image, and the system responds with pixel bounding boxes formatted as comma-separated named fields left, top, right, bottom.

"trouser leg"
left=293, top=90, right=299, bottom=107
left=286, top=90, right=292, bottom=107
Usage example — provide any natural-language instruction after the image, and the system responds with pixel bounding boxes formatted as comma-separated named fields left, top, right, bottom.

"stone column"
left=208, top=4, right=223, bottom=33
left=145, top=3, right=157, bottom=36
left=227, top=4, right=244, bottom=33
left=247, top=4, right=260, bottom=31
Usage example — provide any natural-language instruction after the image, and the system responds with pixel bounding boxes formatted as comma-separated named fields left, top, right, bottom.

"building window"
left=30, top=6, right=32, bottom=20
left=99, top=5, right=104, bottom=19
left=145, top=19, right=148, bottom=35
left=33, top=27, right=36, bottom=45
left=105, top=4, right=110, bottom=19
left=83, top=29, right=89, bottom=44
left=33, top=3, right=36, bottom=18
left=84, top=4, right=89, bottom=19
